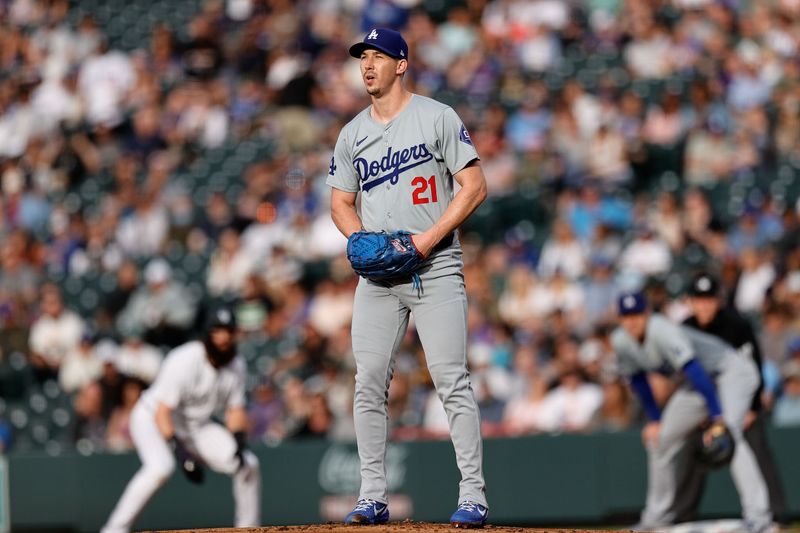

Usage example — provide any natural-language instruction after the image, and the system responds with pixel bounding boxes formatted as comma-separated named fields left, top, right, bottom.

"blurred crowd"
left=1, top=0, right=800, bottom=455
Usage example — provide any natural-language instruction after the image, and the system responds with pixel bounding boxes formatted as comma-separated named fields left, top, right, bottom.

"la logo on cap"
left=697, top=277, right=711, bottom=291
left=624, top=295, right=636, bottom=308
left=368, top=29, right=379, bottom=40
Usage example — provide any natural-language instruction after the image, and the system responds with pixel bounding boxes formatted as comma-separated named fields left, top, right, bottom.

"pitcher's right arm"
left=331, top=188, right=363, bottom=238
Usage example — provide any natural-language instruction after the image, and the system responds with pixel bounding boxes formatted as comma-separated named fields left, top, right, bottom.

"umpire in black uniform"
left=670, top=272, right=787, bottom=525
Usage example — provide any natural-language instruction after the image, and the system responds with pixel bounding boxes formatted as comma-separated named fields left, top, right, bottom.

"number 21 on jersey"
left=412, top=175, right=438, bottom=205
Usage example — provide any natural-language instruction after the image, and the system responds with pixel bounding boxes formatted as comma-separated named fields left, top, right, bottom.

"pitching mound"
left=146, top=523, right=616, bottom=533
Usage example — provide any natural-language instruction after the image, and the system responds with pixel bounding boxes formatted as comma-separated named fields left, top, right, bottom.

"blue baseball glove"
left=347, top=231, right=423, bottom=281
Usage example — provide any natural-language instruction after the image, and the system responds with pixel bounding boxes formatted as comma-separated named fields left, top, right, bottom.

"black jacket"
left=683, top=307, right=764, bottom=412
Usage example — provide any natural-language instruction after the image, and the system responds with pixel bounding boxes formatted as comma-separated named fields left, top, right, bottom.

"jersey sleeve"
left=326, top=131, right=360, bottom=193
left=651, top=317, right=695, bottom=370
left=148, top=350, right=186, bottom=409
left=610, top=328, right=639, bottom=378
left=437, top=107, right=479, bottom=175
left=226, top=359, right=247, bottom=409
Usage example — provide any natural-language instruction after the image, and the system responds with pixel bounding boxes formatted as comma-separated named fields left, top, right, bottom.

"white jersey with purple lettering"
left=102, top=341, right=260, bottom=533
left=327, top=94, right=478, bottom=269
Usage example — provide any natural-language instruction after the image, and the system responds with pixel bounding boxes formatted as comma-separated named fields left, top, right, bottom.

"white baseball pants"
left=101, top=402, right=261, bottom=532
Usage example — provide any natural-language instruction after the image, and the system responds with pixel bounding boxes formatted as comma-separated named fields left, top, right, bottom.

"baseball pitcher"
left=101, top=308, right=261, bottom=532
left=327, top=28, right=489, bottom=527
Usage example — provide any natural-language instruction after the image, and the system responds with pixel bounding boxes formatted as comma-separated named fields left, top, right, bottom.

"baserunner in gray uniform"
left=326, top=28, right=489, bottom=528
left=611, top=292, right=773, bottom=532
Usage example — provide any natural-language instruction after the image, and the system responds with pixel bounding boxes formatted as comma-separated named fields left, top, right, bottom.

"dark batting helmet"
left=203, top=306, right=238, bottom=367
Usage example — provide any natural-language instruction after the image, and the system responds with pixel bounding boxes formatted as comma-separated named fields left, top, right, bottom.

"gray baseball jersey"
left=327, top=94, right=478, bottom=239
left=611, top=314, right=732, bottom=378
left=328, top=94, right=488, bottom=509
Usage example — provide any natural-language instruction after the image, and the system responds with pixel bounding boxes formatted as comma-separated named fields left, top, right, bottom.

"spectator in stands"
left=235, top=274, right=271, bottom=335
left=774, top=92, right=800, bottom=162
left=760, top=304, right=794, bottom=365
left=69, top=212, right=124, bottom=276
left=100, top=260, right=139, bottom=324
left=536, top=364, right=604, bottom=433
left=618, top=224, right=672, bottom=279
left=734, top=248, right=776, bottom=314
left=498, top=265, right=543, bottom=328
left=595, top=379, right=636, bottom=432
left=28, top=283, right=86, bottom=383
left=684, top=119, right=734, bottom=186
left=116, top=258, right=196, bottom=348
left=582, top=258, right=618, bottom=326
left=504, top=84, right=551, bottom=153
left=248, top=379, right=283, bottom=443
left=0, top=418, right=11, bottom=453
left=95, top=340, right=123, bottom=419
left=77, top=38, right=135, bottom=127
left=502, top=373, right=549, bottom=436
left=566, top=185, right=632, bottom=244
left=114, top=190, right=169, bottom=258
left=587, top=124, right=632, bottom=187
left=114, top=335, right=162, bottom=384
left=727, top=45, right=773, bottom=112
left=307, top=279, right=354, bottom=338
left=537, top=219, right=586, bottom=280
left=625, top=18, right=673, bottom=80
left=105, top=377, right=145, bottom=452
left=206, top=226, right=256, bottom=298
left=274, top=375, right=313, bottom=440
left=783, top=271, right=800, bottom=332
left=537, top=270, right=586, bottom=328
left=59, top=331, right=103, bottom=394
left=773, top=361, right=800, bottom=427
left=0, top=233, right=40, bottom=324
left=649, top=192, right=684, bottom=252
left=728, top=206, right=780, bottom=256
left=72, top=381, right=106, bottom=451
left=300, top=392, right=334, bottom=439
left=787, top=337, right=800, bottom=365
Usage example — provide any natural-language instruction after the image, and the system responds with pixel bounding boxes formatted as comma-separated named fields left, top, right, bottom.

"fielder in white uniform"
left=101, top=308, right=261, bottom=532
left=327, top=28, right=489, bottom=527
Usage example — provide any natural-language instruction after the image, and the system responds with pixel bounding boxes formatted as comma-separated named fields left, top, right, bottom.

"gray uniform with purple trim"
left=327, top=94, right=487, bottom=508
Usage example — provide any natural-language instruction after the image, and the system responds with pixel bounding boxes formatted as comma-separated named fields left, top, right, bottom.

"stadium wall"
left=7, top=428, right=800, bottom=531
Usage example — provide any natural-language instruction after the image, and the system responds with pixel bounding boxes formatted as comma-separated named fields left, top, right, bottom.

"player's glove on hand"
left=697, top=420, right=735, bottom=468
left=347, top=231, right=423, bottom=281
left=169, top=436, right=205, bottom=484
left=233, top=430, right=248, bottom=470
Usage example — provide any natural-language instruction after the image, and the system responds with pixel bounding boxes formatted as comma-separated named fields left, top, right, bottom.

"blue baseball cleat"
left=450, top=501, right=488, bottom=528
left=344, top=498, right=390, bottom=525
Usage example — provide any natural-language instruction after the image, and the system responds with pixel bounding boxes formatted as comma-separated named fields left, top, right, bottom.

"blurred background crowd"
left=1, top=0, right=800, bottom=456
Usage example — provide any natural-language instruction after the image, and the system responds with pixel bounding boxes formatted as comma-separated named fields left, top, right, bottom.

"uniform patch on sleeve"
left=328, top=156, right=336, bottom=176
left=459, top=124, right=472, bottom=145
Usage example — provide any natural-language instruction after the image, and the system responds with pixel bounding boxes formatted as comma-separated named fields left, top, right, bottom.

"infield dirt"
left=147, top=524, right=617, bottom=533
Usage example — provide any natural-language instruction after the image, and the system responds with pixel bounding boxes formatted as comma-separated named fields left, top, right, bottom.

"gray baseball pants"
left=351, top=271, right=487, bottom=508
left=640, top=352, right=771, bottom=530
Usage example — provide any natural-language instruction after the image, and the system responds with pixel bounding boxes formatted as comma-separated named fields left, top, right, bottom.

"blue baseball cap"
left=618, top=291, right=647, bottom=316
left=349, top=28, right=409, bottom=60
